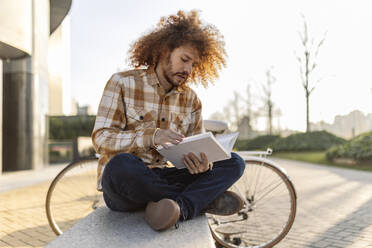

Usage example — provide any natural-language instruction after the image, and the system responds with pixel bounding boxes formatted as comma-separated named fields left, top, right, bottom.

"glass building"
left=0, top=0, right=72, bottom=174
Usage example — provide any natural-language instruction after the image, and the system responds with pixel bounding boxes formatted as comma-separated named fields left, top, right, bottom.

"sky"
left=69, top=0, right=372, bottom=132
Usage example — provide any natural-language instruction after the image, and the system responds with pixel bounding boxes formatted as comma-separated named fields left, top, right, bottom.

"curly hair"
left=128, top=10, right=227, bottom=87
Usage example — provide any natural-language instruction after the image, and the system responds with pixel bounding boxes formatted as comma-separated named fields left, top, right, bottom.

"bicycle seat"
left=204, top=120, right=228, bottom=132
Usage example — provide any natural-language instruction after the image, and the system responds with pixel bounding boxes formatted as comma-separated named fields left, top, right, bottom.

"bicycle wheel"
left=45, top=158, right=104, bottom=235
left=208, top=158, right=297, bottom=248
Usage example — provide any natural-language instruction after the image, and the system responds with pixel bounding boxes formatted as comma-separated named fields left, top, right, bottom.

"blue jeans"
left=101, top=152, right=245, bottom=220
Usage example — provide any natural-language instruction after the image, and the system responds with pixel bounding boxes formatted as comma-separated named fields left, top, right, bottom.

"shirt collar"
left=145, top=67, right=186, bottom=94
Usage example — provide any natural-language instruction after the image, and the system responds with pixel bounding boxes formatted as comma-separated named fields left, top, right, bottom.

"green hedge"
left=271, top=131, right=346, bottom=152
left=49, top=115, right=96, bottom=140
left=326, top=131, right=372, bottom=162
left=235, top=135, right=280, bottom=151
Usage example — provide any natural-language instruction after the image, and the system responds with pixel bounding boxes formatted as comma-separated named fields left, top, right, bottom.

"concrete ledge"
left=46, top=206, right=215, bottom=248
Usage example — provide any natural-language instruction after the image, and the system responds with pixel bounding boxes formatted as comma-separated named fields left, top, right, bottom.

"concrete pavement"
left=0, top=157, right=372, bottom=247
left=0, top=177, right=57, bottom=247
left=0, top=164, right=67, bottom=248
left=271, top=158, right=372, bottom=248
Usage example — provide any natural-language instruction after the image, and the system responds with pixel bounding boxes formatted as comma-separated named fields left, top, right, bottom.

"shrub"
left=235, top=135, right=280, bottom=151
left=271, top=131, right=346, bottom=152
left=326, top=131, right=372, bottom=162
left=49, top=115, right=96, bottom=140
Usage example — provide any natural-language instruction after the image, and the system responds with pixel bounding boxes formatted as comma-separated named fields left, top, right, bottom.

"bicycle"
left=45, top=120, right=297, bottom=248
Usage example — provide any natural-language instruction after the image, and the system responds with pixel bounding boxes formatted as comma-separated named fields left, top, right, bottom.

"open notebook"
left=156, top=132, right=239, bottom=169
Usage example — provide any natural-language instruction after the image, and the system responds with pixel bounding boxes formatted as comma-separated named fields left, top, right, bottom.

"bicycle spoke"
left=254, top=179, right=284, bottom=204
left=209, top=159, right=296, bottom=248
left=254, top=187, right=291, bottom=208
left=251, top=174, right=281, bottom=197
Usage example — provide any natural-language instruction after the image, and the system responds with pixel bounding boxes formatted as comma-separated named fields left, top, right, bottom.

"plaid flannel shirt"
left=92, top=68, right=203, bottom=187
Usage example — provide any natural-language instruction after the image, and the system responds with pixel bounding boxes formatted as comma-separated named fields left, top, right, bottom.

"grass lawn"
left=272, top=151, right=372, bottom=172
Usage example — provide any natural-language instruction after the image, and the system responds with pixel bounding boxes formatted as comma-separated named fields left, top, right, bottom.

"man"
left=92, top=10, right=246, bottom=231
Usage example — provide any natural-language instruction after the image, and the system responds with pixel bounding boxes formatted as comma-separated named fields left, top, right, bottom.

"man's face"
left=160, top=45, right=199, bottom=87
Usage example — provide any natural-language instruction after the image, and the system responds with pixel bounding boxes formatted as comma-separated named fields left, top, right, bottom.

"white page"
left=157, top=132, right=230, bottom=169
left=215, top=132, right=239, bottom=153
left=158, top=132, right=212, bottom=149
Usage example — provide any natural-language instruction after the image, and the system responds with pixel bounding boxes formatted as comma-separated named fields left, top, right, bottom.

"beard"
left=164, top=69, right=177, bottom=87
left=163, top=56, right=188, bottom=87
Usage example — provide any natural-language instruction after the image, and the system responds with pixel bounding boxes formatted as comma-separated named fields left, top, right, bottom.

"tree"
left=246, top=84, right=252, bottom=120
left=230, top=91, right=243, bottom=130
left=243, top=84, right=254, bottom=130
left=296, top=15, right=327, bottom=132
left=262, top=68, right=276, bottom=135
left=223, top=105, right=233, bottom=129
left=210, top=86, right=257, bottom=133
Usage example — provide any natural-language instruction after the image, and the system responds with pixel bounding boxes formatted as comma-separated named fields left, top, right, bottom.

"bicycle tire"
left=45, top=158, right=103, bottom=235
left=208, top=158, right=297, bottom=248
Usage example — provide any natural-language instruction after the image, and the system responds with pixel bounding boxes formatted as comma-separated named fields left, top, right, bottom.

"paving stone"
left=324, top=238, right=352, bottom=247
left=269, top=158, right=372, bottom=248
left=335, top=231, right=354, bottom=238
left=312, top=240, right=331, bottom=248
left=0, top=240, right=11, bottom=246
left=22, top=238, right=45, bottom=247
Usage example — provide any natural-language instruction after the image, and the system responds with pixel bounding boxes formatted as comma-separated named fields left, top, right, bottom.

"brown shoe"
left=205, top=191, right=244, bottom=216
left=145, top=199, right=180, bottom=231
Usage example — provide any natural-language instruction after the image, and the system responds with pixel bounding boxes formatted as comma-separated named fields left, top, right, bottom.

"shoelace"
left=179, top=200, right=187, bottom=220
left=174, top=199, right=187, bottom=229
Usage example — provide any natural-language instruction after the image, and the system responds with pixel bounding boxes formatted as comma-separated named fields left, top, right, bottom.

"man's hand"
left=183, top=152, right=209, bottom=174
left=154, top=129, right=184, bottom=149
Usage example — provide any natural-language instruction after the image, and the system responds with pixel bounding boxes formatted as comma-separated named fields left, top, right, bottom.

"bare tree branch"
left=296, top=55, right=302, bottom=64
left=315, top=31, right=327, bottom=57
left=296, top=15, right=326, bottom=132
left=309, top=86, right=316, bottom=95
left=310, top=62, right=317, bottom=73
